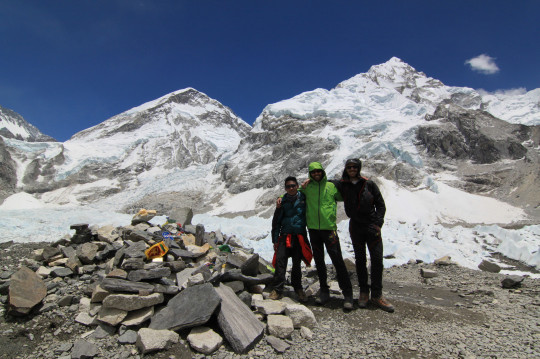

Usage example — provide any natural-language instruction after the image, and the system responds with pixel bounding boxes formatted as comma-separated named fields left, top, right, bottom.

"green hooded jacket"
left=302, top=162, right=343, bottom=231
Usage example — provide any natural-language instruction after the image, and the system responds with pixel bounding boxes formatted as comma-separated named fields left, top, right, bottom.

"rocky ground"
left=0, top=240, right=539, bottom=359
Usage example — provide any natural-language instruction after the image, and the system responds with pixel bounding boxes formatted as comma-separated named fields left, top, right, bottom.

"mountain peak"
left=0, top=105, right=56, bottom=142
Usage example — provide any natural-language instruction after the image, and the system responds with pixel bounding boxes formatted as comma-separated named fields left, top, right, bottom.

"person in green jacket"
left=303, top=162, right=353, bottom=310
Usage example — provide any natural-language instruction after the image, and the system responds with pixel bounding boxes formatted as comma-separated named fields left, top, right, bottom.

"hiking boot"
left=358, top=292, right=369, bottom=309
left=315, top=290, right=330, bottom=305
left=268, top=290, right=282, bottom=301
left=295, top=289, right=308, bottom=303
left=343, top=295, right=353, bottom=310
left=371, top=296, right=394, bottom=313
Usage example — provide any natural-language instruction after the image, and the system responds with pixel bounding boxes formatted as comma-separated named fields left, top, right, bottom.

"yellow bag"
left=145, top=241, right=169, bottom=260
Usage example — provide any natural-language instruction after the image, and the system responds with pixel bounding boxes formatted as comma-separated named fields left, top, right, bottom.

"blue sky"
left=1, top=1, right=539, bottom=141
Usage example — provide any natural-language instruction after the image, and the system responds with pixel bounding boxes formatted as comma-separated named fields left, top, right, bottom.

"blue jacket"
left=271, top=191, right=307, bottom=243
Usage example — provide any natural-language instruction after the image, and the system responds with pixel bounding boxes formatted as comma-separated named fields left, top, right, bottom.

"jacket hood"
left=308, top=161, right=327, bottom=181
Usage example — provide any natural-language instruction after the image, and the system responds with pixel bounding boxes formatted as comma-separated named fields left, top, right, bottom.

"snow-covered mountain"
left=0, top=105, right=56, bottom=142
left=1, top=57, right=539, bottom=270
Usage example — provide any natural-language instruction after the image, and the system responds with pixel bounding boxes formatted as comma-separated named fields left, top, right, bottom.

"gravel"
left=1, top=241, right=538, bottom=359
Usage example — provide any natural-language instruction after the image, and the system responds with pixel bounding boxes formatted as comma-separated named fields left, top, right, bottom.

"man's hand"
left=301, top=179, right=310, bottom=189
left=273, top=242, right=278, bottom=251
left=276, top=197, right=282, bottom=208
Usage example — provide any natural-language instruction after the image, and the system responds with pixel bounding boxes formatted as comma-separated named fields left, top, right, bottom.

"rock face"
left=8, top=266, right=47, bottom=315
left=1, top=58, right=540, bottom=224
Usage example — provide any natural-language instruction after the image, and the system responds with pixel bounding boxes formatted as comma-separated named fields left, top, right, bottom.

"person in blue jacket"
left=269, top=176, right=312, bottom=302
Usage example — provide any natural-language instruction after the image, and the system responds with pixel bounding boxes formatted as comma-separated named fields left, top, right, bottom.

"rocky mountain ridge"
left=1, top=58, right=539, bottom=223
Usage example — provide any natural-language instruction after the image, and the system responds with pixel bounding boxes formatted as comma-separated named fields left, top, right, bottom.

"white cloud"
left=477, top=88, right=527, bottom=97
left=465, top=54, right=500, bottom=74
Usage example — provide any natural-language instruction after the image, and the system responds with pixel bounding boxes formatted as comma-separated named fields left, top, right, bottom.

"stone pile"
left=3, top=209, right=319, bottom=356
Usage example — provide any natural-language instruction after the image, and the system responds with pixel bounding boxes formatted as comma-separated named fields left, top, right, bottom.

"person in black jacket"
left=333, top=158, right=394, bottom=312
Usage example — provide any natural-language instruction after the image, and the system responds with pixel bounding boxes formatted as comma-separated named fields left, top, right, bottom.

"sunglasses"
left=346, top=166, right=359, bottom=170
left=285, top=184, right=297, bottom=189
left=310, top=170, right=323, bottom=174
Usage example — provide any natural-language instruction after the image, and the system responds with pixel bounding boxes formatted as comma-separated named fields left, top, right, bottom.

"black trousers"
left=309, top=229, right=352, bottom=297
left=272, top=236, right=303, bottom=293
left=349, top=222, right=384, bottom=298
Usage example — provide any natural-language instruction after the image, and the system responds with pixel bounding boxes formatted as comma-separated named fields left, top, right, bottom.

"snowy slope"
left=1, top=58, right=539, bottom=274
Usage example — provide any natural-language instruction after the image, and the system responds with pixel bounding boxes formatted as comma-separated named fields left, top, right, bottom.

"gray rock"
left=77, top=243, right=99, bottom=264
left=100, top=278, right=154, bottom=294
left=149, top=283, right=221, bottom=331
left=42, top=246, right=61, bottom=262
left=215, top=283, right=264, bottom=353
left=102, top=293, right=164, bottom=311
left=123, top=241, right=147, bottom=258
left=240, top=253, right=260, bottom=277
left=266, top=335, right=290, bottom=353
left=267, top=314, right=294, bottom=339
left=118, top=329, right=138, bottom=344
left=127, top=267, right=171, bottom=282
left=71, top=339, right=98, bottom=359
left=97, top=225, right=119, bottom=243
left=284, top=303, right=317, bottom=328
left=50, top=267, right=74, bottom=278
left=122, top=306, right=154, bottom=326
left=8, top=266, right=47, bottom=316
left=224, top=280, right=245, bottom=293
left=187, top=326, right=223, bottom=355
left=169, top=207, right=193, bottom=226
left=195, top=224, right=205, bottom=246
left=421, top=268, right=439, bottom=278
left=136, top=328, right=179, bottom=354
left=478, top=260, right=501, bottom=273
left=501, top=275, right=524, bottom=289
left=97, top=306, right=128, bottom=326
left=90, top=323, right=116, bottom=338
left=219, top=270, right=273, bottom=286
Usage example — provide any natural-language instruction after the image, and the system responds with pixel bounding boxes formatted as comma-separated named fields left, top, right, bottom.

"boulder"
left=136, top=328, right=179, bottom=354
left=420, top=268, right=438, bottom=278
left=97, top=225, right=119, bottom=243
left=240, top=254, right=260, bottom=277
left=501, top=275, right=524, bottom=289
left=267, top=314, right=294, bottom=339
left=8, top=266, right=47, bottom=315
left=187, top=326, right=223, bottom=355
left=254, top=299, right=286, bottom=315
left=215, top=283, right=264, bottom=353
left=77, top=243, right=99, bottom=264
left=169, top=207, right=193, bottom=226
left=149, top=283, right=220, bottom=331
left=284, top=303, right=317, bottom=328
left=478, top=260, right=501, bottom=273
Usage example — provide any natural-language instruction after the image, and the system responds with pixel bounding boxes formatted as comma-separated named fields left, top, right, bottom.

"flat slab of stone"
left=122, top=306, right=154, bottom=326
left=8, top=266, right=47, bottom=315
left=149, top=283, right=220, bottom=331
left=102, top=293, right=164, bottom=311
left=215, top=283, right=264, bottom=353
left=100, top=278, right=154, bottom=294
left=478, top=260, right=501, bottom=273
left=127, top=267, right=171, bottom=282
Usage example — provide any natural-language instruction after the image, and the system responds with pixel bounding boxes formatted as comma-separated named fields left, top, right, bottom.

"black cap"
left=345, top=158, right=361, bottom=167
